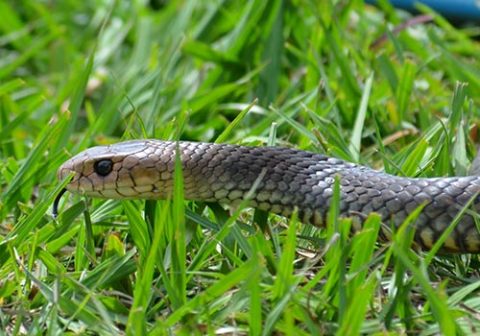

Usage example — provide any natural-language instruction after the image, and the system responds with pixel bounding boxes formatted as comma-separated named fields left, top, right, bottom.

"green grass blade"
left=349, top=73, right=373, bottom=162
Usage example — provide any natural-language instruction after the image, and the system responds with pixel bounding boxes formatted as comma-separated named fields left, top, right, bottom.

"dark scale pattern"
left=58, top=140, right=480, bottom=253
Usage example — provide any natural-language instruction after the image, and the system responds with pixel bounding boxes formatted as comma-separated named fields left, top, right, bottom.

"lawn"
left=2, top=0, right=480, bottom=334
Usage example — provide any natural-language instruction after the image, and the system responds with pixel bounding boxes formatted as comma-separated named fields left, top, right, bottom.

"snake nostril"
left=94, top=159, right=113, bottom=176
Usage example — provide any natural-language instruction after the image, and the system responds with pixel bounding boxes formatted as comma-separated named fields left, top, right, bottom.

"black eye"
left=94, top=159, right=113, bottom=176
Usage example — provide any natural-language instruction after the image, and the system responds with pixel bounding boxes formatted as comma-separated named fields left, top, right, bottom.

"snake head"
left=57, top=140, right=167, bottom=199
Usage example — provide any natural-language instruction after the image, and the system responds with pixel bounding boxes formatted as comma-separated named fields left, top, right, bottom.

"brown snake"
left=54, top=140, right=480, bottom=253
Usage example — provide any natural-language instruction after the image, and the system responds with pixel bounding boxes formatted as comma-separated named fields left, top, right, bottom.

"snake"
left=54, top=139, right=480, bottom=253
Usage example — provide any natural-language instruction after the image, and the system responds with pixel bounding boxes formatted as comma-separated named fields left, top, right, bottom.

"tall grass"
left=1, top=0, right=480, bottom=334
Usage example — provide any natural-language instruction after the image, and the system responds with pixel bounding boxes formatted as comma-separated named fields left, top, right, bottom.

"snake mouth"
left=53, top=158, right=84, bottom=217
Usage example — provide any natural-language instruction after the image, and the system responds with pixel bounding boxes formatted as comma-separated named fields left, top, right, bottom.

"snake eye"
left=94, top=159, right=113, bottom=176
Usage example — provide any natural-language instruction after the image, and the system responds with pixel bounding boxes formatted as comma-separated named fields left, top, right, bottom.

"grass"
left=2, top=0, right=480, bottom=334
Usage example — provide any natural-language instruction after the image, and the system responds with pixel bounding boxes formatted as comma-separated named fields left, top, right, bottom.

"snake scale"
left=55, top=140, right=480, bottom=253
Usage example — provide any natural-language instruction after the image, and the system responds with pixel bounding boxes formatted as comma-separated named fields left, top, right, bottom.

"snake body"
left=57, top=140, right=480, bottom=253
